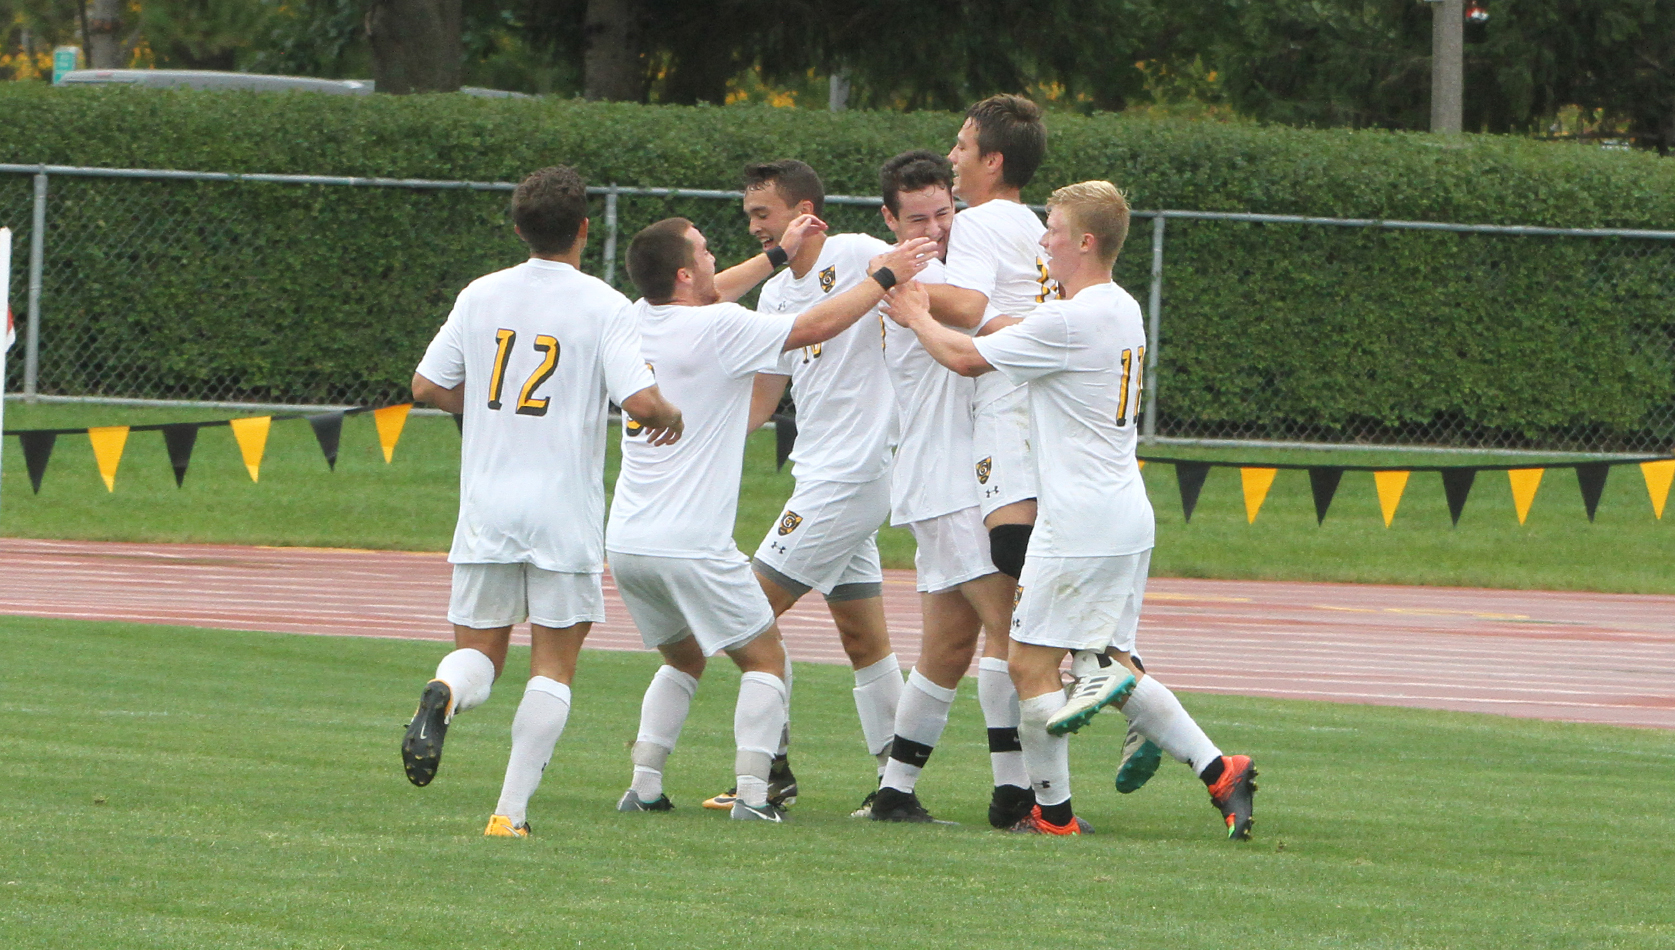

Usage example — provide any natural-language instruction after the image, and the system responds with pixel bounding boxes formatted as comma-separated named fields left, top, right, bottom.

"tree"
left=366, top=0, right=461, bottom=93
left=582, top=0, right=642, bottom=100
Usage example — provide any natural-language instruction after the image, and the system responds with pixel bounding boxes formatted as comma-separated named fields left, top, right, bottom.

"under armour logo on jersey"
left=975, top=456, right=992, bottom=484
left=769, top=541, right=789, bottom=554
left=819, top=265, right=836, bottom=292
left=777, top=511, right=804, bottom=536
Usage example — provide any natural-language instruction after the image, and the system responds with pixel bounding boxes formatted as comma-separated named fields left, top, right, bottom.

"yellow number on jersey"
left=1033, top=258, right=1061, bottom=303
left=515, top=335, right=560, bottom=416
left=487, top=328, right=516, bottom=410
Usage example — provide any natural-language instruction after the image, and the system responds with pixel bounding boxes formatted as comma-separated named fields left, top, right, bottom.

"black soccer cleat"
left=616, top=790, right=675, bottom=812
left=850, top=788, right=879, bottom=818
left=1207, top=754, right=1258, bottom=841
left=401, top=679, right=452, bottom=787
left=767, top=754, right=798, bottom=807
left=869, top=786, right=954, bottom=824
left=988, top=784, right=1036, bottom=829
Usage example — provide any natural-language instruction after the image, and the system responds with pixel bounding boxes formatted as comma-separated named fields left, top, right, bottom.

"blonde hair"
left=1047, top=180, right=1130, bottom=265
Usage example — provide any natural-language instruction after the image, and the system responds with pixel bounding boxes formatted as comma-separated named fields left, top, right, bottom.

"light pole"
left=1428, top=0, right=1464, bottom=134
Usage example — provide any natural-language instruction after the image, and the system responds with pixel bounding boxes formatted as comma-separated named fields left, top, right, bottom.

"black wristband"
left=765, top=246, right=789, bottom=268
left=871, top=266, right=897, bottom=291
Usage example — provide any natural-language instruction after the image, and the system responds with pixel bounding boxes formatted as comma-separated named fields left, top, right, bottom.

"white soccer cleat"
left=1046, top=652, right=1136, bottom=736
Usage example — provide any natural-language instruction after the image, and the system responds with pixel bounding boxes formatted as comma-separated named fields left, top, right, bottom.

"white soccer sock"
left=978, top=657, right=1029, bottom=788
left=775, top=647, right=794, bottom=757
left=852, top=653, right=904, bottom=760
left=1121, top=675, right=1223, bottom=776
left=492, top=677, right=571, bottom=824
left=880, top=668, right=956, bottom=794
left=1017, top=690, right=1072, bottom=808
left=434, top=647, right=496, bottom=716
left=629, top=665, right=699, bottom=801
left=735, top=670, right=789, bottom=808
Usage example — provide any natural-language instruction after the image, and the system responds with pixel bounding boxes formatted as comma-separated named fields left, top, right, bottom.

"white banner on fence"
left=2, top=226, right=11, bottom=514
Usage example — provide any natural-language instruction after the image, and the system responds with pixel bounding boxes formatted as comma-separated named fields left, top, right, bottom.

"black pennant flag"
left=774, top=414, right=797, bottom=472
left=308, top=412, right=345, bottom=471
left=1441, top=468, right=1476, bottom=526
left=18, top=431, right=55, bottom=494
left=452, top=413, right=463, bottom=434
left=1307, top=467, right=1343, bottom=525
left=1575, top=463, right=1610, bottom=523
left=160, top=424, right=199, bottom=488
left=1175, top=462, right=1210, bottom=523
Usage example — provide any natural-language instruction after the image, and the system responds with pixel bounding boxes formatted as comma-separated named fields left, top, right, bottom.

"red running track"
left=2, top=537, right=1672, bottom=729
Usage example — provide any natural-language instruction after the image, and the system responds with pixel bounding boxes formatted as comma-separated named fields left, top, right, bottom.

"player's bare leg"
left=489, top=621, right=592, bottom=833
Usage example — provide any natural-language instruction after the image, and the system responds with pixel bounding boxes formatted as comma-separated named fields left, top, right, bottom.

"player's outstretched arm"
left=924, top=283, right=989, bottom=330
left=412, top=373, right=464, bottom=414
left=621, top=385, right=684, bottom=446
left=882, top=282, right=994, bottom=378
left=715, top=213, right=828, bottom=302
left=783, top=237, right=937, bottom=351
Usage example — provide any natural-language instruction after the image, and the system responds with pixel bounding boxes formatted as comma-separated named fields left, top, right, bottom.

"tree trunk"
left=366, top=0, right=462, bottom=94
left=86, top=0, right=125, bottom=69
left=584, top=0, right=645, bottom=101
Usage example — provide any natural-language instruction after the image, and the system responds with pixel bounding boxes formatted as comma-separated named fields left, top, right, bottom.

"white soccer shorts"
left=609, top=551, right=777, bottom=657
left=972, top=386, right=1037, bottom=518
left=1009, top=550, right=1152, bottom=654
left=752, top=475, right=888, bottom=596
left=447, top=562, right=605, bottom=630
left=908, top=506, right=996, bottom=593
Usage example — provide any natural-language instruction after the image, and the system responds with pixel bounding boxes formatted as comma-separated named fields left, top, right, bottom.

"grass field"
left=2, top=616, right=1671, bottom=949
left=3, top=402, right=1671, bottom=593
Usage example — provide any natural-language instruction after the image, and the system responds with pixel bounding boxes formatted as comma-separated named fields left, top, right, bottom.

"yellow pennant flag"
left=87, top=426, right=129, bottom=492
left=1507, top=468, right=1544, bottom=525
left=1240, top=467, right=1277, bottom=524
left=1642, top=459, right=1674, bottom=520
left=1373, top=470, right=1409, bottom=527
left=228, top=416, right=272, bottom=483
left=373, top=404, right=412, bottom=464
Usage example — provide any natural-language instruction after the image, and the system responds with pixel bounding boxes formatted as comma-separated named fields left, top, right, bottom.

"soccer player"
left=883, top=181, right=1258, bottom=839
left=866, top=150, right=1018, bottom=824
left=700, top=160, right=905, bottom=813
left=924, top=93, right=1054, bottom=826
left=401, top=166, right=684, bottom=838
left=609, top=217, right=934, bottom=821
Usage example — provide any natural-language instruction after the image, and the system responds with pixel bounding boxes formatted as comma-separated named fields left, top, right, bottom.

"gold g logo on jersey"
left=975, top=456, right=993, bottom=484
left=777, top=511, right=804, bottom=535
left=819, top=265, right=836, bottom=293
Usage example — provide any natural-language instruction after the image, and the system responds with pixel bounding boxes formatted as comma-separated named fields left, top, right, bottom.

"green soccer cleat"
left=1114, top=725, right=1163, bottom=794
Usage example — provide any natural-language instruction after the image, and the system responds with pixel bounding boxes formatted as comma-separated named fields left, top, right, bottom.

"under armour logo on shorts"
left=975, top=456, right=992, bottom=484
left=777, top=511, right=804, bottom=536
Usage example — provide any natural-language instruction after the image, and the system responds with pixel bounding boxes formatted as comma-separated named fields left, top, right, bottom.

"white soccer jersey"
left=881, top=259, right=980, bottom=525
left=758, top=233, right=896, bottom=484
left=606, top=300, right=796, bottom=559
left=972, top=281, right=1154, bottom=556
left=942, top=199, right=1057, bottom=411
left=416, top=259, right=655, bottom=572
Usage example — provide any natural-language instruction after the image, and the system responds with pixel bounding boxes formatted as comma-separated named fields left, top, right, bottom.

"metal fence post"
left=1143, top=215, right=1165, bottom=438
left=24, top=170, right=45, bottom=402
left=603, top=185, right=619, bottom=287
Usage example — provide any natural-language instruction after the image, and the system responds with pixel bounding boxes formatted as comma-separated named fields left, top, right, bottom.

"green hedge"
left=2, top=84, right=1672, bottom=448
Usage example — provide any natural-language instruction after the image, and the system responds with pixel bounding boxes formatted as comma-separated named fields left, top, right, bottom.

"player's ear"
left=576, top=217, right=590, bottom=246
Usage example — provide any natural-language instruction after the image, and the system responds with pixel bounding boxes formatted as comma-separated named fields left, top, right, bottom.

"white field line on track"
left=1165, top=681, right=1672, bottom=712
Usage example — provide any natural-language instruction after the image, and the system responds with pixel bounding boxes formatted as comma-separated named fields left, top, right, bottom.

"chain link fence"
left=4, top=164, right=1673, bottom=453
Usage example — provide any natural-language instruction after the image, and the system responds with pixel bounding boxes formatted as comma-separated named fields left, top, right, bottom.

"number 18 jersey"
left=416, top=259, right=655, bottom=572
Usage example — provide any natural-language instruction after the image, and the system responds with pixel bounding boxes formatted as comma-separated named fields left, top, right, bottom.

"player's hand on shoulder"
left=872, top=237, right=937, bottom=284
left=881, top=281, right=931, bottom=328
left=779, top=214, right=827, bottom=259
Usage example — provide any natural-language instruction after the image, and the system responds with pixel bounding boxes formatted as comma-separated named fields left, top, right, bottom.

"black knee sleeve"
left=988, top=524, right=1033, bottom=580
